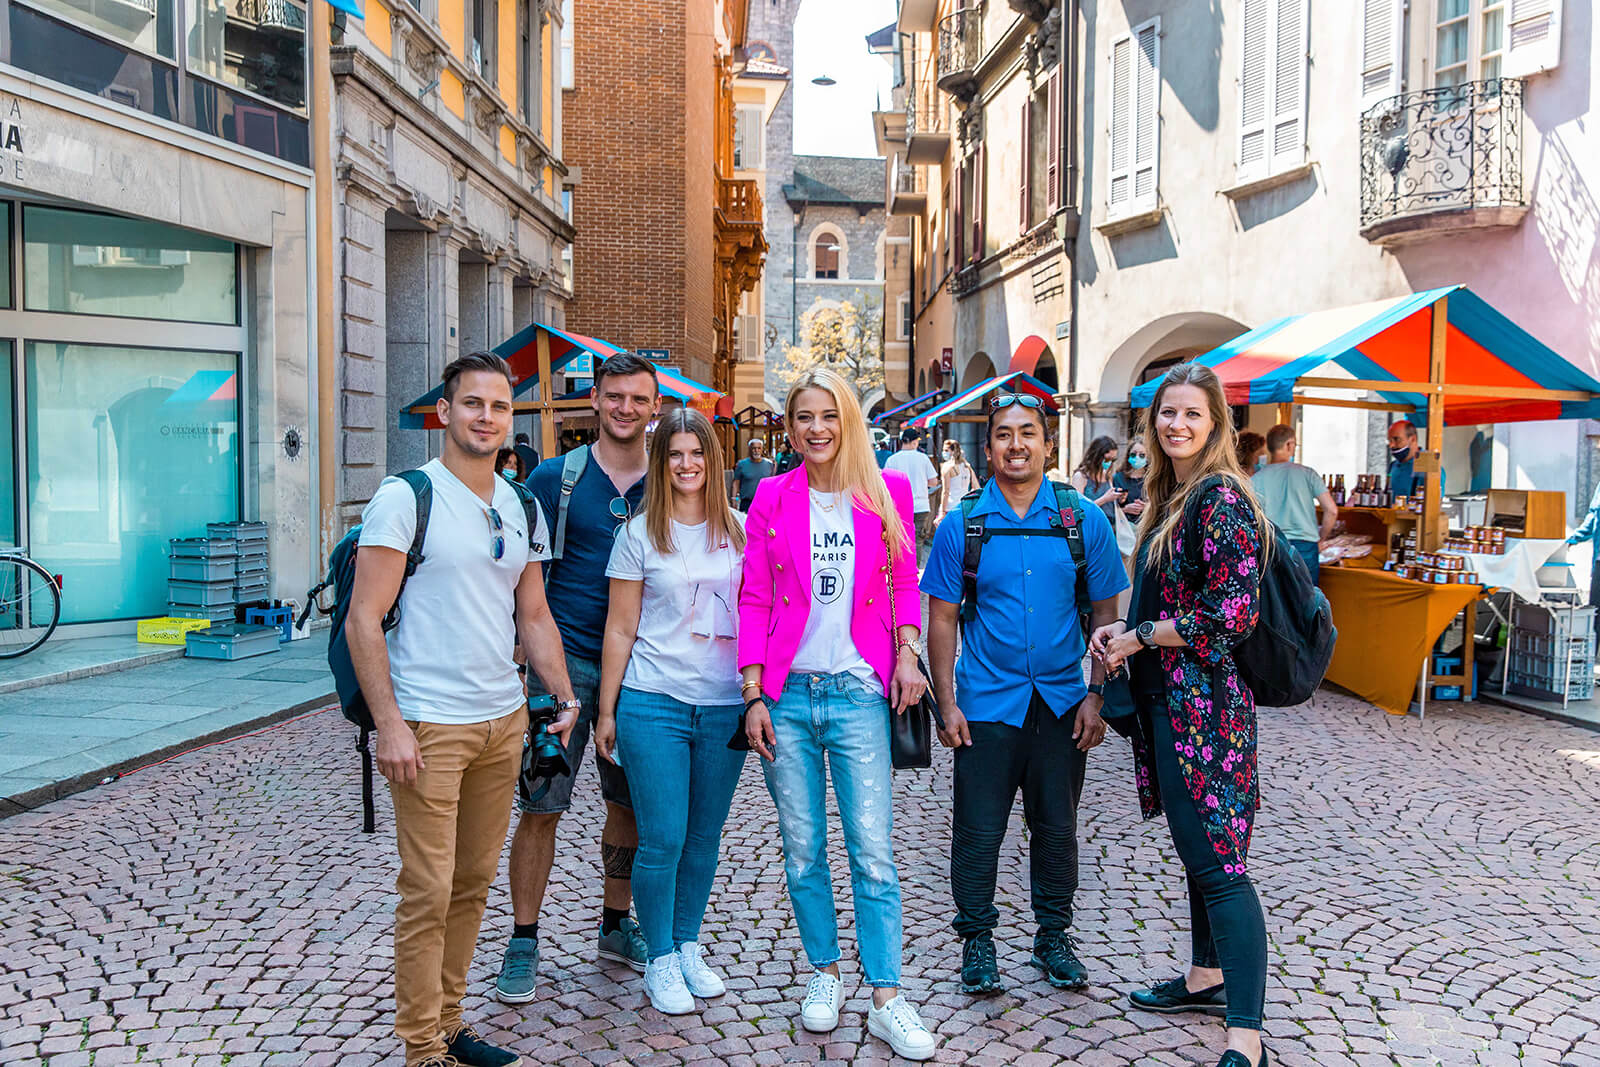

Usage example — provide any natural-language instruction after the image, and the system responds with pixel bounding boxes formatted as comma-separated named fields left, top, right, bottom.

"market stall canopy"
left=871, top=388, right=948, bottom=425
left=908, top=371, right=1058, bottom=429
left=398, top=321, right=627, bottom=429
left=550, top=363, right=730, bottom=418
left=1129, top=285, right=1600, bottom=426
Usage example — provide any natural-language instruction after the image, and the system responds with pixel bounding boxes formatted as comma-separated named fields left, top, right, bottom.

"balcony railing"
left=717, top=177, right=762, bottom=228
left=937, top=9, right=981, bottom=99
left=905, top=76, right=951, bottom=164
left=1359, top=78, right=1526, bottom=244
left=889, top=156, right=927, bottom=216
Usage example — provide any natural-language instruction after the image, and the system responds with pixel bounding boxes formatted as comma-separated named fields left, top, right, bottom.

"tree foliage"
left=774, top=294, right=885, bottom=400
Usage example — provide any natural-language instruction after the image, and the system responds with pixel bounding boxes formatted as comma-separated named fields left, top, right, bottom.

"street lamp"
left=811, top=74, right=837, bottom=86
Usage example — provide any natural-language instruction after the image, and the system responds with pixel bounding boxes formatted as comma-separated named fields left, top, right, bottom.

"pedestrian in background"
left=737, top=369, right=938, bottom=1061
left=1114, top=440, right=1149, bottom=522
left=1568, top=478, right=1600, bottom=607
left=1070, top=435, right=1125, bottom=523
left=1092, top=362, right=1272, bottom=1067
left=594, top=409, right=748, bottom=1017
left=512, top=431, right=541, bottom=474
left=496, top=448, right=526, bottom=484
left=1252, top=424, right=1336, bottom=580
left=731, top=438, right=775, bottom=512
left=1236, top=431, right=1266, bottom=474
left=923, top=392, right=1126, bottom=998
left=874, top=429, right=895, bottom=469
left=885, top=426, right=941, bottom=548
left=348, top=352, right=578, bottom=1067
left=939, top=439, right=978, bottom=520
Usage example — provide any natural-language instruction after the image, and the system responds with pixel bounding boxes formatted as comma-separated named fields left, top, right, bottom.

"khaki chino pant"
left=390, top=705, right=524, bottom=1064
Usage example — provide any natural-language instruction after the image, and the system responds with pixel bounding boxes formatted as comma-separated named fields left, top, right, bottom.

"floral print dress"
left=1130, top=481, right=1264, bottom=875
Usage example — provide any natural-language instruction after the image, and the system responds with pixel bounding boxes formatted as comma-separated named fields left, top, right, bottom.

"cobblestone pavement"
left=3, top=692, right=1599, bottom=1067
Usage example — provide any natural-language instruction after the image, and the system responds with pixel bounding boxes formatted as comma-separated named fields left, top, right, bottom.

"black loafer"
left=1128, top=975, right=1227, bottom=1017
left=1216, top=1047, right=1268, bottom=1067
left=960, top=932, right=1003, bottom=996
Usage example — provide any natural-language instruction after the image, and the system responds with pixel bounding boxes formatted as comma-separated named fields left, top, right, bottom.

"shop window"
left=190, top=78, right=311, bottom=166
left=8, top=4, right=179, bottom=121
left=25, top=343, right=240, bottom=624
left=16, top=0, right=175, bottom=59
left=0, top=204, right=10, bottom=309
left=24, top=205, right=239, bottom=325
left=187, top=0, right=307, bottom=113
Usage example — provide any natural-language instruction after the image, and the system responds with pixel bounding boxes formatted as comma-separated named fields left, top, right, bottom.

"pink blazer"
left=738, top=465, right=921, bottom=702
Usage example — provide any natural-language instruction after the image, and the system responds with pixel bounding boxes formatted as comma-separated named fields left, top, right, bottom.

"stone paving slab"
left=1, top=691, right=1598, bottom=1065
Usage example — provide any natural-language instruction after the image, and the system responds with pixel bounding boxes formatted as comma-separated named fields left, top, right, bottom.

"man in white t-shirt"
left=347, top=352, right=579, bottom=1067
left=884, top=427, right=941, bottom=547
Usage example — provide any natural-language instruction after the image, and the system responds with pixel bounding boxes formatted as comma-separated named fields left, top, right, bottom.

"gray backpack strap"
left=552, top=445, right=589, bottom=561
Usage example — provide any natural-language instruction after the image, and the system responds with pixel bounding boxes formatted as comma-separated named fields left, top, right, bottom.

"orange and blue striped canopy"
left=909, top=371, right=1058, bottom=429
left=1130, top=285, right=1600, bottom=426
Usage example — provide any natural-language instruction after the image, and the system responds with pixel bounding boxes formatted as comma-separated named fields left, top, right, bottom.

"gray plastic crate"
left=1512, top=602, right=1596, bottom=644
left=170, top=556, right=237, bottom=582
left=184, top=623, right=281, bottom=661
left=170, top=604, right=238, bottom=622
left=207, top=521, right=269, bottom=544
left=170, top=537, right=237, bottom=560
left=168, top=579, right=236, bottom=608
left=1507, top=644, right=1595, bottom=704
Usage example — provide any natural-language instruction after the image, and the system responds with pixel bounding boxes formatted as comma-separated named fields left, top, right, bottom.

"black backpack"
left=1179, top=475, right=1336, bottom=708
left=299, top=470, right=541, bottom=831
left=958, top=480, right=1091, bottom=631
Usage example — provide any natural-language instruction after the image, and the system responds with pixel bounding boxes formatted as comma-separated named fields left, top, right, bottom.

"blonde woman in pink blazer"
left=737, top=369, right=938, bottom=1062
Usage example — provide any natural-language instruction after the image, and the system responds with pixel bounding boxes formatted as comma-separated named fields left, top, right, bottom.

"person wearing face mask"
left=1236, top=431, right=1267, bottom=474
left=1114, top=442, right=1149, bottom=522
left=1070, top=436, right=1125, bottom=523
left=1385, top=420, right=1446, bottom=497
left=939, top=440, right=978, bottom=520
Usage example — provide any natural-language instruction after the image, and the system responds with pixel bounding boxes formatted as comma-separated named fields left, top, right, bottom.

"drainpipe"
left=312, top=0, right=337, bottom=558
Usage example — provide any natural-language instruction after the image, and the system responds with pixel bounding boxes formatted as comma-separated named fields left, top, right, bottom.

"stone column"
left=1086, top=401, right=1132, bottom=452
left=385, top=225, right=434, bottom=474
left=339, top=185, right=389, bottom=515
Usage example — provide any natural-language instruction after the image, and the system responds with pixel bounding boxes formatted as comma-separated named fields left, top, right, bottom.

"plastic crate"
left=207, top=521, right=269, bottom=544
left=168, top=579, right=236, bottom=608
left=184, top=623, right=281, bottom=661
left=245, top=606, right=294, bottom=642
left=234, top=579, right=270, bottom=598
left=169, top=604, right=238, bottom=622
left=1507, top=643, right=1595, bottom=703
left=137, top=616, right=213, bottom=645
left=1512, top=602, right=1596, bottom=644
left=170, top=556, right=237, bottom=582
left=169, top=537, right=237, bottom=560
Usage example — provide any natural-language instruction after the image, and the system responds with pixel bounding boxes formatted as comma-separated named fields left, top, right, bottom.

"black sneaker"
left=1216, top=1048, right=1268, bottom=1067
left=959, top=932, right=1003, bottom=996
left=445, top=1024, right=522, bottom=1067
left=1128, top=974, right=1227, bottom=1017
left=1030, top=930, right=1089, bottom=989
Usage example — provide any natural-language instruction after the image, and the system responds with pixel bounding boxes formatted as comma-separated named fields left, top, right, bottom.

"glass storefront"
left=0, top=199, right=245, bottom=624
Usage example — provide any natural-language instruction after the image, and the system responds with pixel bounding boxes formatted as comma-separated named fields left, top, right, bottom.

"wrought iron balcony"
left=904, top=84, right=950, bottom=165
left=1359, top=78, right=1527, bottom=246
left=889, top=156, right=926, bottom=216
left=937, top=9, right=981, bottom=100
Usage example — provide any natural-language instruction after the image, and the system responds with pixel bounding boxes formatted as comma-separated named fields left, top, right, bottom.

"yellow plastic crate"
left=137, top=616, right=213, bottom=645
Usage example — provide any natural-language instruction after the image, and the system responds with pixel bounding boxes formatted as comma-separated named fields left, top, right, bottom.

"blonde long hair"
left=641, top=408, right=746, bottom=555
left=785, top=370, right=913, bottom=562
left=1136, top=363, right=1273, bottom=564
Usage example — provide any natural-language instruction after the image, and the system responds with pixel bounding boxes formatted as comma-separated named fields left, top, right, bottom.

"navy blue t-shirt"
left=526, top=452, right=646, bottom=662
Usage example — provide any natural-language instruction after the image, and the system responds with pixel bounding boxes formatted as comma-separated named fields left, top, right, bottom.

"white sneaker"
left=643, top=954, right=695, bottom=1015
left=866, top=994, right=938, bottom=1061
left=799, top=971, right=843, bottom=1033
left=676, top=942, right=725, bottom=998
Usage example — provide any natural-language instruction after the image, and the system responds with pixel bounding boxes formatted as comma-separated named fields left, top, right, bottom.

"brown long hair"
left=641, top=408, right=746, bottom=555
left=1136, top=363, right=1272, bottom=563
left=784, top=369, right=913, bottom=562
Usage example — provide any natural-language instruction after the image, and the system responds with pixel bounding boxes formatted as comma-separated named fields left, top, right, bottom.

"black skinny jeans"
left=1147, top=699, right=1268, bottom=1030
left=951, top=691, right=1087, bottom=939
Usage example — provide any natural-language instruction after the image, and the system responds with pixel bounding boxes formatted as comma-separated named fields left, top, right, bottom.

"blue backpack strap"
left=551, top=445, right=589, bottom=561
left=957, top=488, right=987, bottom=625
left=1049, top=482, right=1092, bottom=622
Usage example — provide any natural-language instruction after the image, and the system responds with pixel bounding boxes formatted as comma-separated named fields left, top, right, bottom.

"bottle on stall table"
left=1334, top=474, right=1346, bottom=507
left=1383, top=475, right=1394, bottom=508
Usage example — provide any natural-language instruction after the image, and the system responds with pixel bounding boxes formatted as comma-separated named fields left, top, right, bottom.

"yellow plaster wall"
left=541, top=20, right=553, bottom=140
left=440, top=68, right=466, bottom=118
left=365, top=0, right=393, bottom=56
left=500, top=125, right=517, bottom=163
left=440, top=0, right=465, bottom=61
left=498, top=0, right=517, bottom=108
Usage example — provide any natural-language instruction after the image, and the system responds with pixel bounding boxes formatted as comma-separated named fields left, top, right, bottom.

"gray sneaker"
left=494, top=936, right=539, bottom=1003
left=596, top=916, right=648, bottom=973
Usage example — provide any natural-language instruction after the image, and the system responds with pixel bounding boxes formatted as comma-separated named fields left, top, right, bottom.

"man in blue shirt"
left=497, top=352, right=657, bottom=1002
left=922, top=394, right=1128, bottom=997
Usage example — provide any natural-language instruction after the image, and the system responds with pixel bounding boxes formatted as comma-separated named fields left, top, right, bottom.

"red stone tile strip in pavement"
left=1, top=692, right=1598, bottom=1066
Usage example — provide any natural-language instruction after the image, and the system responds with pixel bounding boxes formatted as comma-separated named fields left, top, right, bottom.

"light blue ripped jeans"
left=762, top=670, right=902, bottom=987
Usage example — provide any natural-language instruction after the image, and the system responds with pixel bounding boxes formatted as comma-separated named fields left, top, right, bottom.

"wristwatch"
left=1136, top=620, right=1158, bottom=649
left=1086, top=682, right=1106, bottom=697
left=898, top=637, right=924, bottom=657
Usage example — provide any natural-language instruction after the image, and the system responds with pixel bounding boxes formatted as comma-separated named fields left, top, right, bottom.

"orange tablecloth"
left=1319, top=566, right=1484, bottom=715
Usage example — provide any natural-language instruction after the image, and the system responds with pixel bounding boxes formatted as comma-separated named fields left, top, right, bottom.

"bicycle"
left=0, top=548, right=61, bottom=658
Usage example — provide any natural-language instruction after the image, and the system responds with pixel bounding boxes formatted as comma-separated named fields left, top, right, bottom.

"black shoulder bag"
left=883, top=525, right=942, bottom=770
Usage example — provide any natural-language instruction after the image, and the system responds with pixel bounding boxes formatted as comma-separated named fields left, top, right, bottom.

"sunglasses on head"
left=990, top=393, right=1045, bottom=412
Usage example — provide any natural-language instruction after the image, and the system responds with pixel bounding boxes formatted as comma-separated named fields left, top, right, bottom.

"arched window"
left=813, top=231, right=841, bottom=279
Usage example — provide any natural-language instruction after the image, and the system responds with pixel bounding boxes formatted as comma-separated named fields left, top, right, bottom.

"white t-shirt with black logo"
left=791, top=490, right=876, bottom=685
left=358, top=458, right=552, bottom=725
left=605, top=514, right=746, bottom=706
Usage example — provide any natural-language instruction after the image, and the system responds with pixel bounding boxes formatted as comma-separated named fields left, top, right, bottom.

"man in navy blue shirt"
left=922, top=393, right=1127, bottom=997
left=496, top=352, right=658, bottom=1003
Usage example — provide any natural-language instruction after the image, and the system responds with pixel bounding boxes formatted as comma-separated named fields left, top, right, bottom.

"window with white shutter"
left=1361, top=0, right=1404, bottom=108
left=1107, top=19, right=1160, bottom=218
left=1504, top=0, right=1562, bottom=75
left=1238, top=0, right=1308, bottom=181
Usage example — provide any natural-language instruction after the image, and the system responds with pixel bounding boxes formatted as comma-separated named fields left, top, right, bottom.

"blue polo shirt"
left=921, top=479, right=1129, bottom=727
left=1389, top=454, right=1445, bottom=496
left=527, top=452, right=645, bottom=662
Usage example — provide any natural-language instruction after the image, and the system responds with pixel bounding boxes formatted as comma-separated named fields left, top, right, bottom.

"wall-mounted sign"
left=637, top=348, right=671, bottom=364
left=567, top=352, right=594, bottom=376
left=1, top=96, right=27, bottom=181
left=1055, top=321, right=1070, bottom=340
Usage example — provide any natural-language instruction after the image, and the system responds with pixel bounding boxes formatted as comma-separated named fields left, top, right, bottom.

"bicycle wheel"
left=0, top=556, right=61, bottom=658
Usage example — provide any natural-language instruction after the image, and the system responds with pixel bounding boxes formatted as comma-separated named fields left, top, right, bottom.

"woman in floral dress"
left=1092, top=362, right=1272, bottom=1067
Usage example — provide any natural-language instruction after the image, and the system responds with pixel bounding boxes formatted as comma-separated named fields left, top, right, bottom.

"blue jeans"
left=615, top=687, right=747, bottom=961
left=763, top=671, right=903, bottom=987
left=1289, top=539, right=1320, bottom=583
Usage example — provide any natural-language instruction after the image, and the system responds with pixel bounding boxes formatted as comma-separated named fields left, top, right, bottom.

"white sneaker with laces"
left=866, top=994, right=937, bottom=1061
left=799, top=971, right=843, bottom=1032
left=643, top=953, right=695, bottom=1015
left=676, top=942, right=726, bottom=998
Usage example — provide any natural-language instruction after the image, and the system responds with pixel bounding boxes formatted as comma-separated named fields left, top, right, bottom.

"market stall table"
left=1319, top=566, right=1483, bottom=716
left=1459, top=538, right=1567, bottom=606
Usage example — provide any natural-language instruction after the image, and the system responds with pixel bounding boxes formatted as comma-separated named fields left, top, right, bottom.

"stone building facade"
left=332, top=0, right=575, bottom=525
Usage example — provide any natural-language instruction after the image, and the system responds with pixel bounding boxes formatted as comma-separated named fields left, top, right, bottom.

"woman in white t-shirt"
left=939, top=440, right=977, bottom=519
left=595, top=408, right=748, bottom=1017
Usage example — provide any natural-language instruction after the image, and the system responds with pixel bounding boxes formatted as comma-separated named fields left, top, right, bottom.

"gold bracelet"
left=741, top=680, right=762, bottom=693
